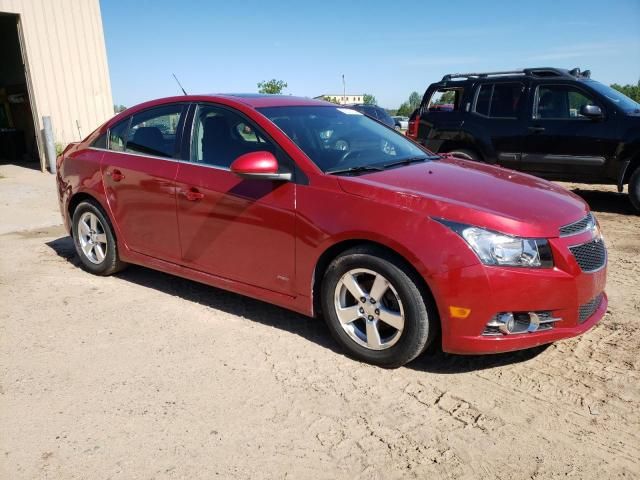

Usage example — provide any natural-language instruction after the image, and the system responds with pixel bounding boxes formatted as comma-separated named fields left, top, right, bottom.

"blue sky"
left=101, top=0, right=640, bottom=109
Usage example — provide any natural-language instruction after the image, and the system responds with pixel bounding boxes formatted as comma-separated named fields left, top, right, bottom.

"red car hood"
left=337, top=157, right=589, bottom=238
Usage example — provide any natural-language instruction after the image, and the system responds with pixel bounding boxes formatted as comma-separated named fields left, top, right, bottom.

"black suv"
left=413, top=68, right=640, bottom=211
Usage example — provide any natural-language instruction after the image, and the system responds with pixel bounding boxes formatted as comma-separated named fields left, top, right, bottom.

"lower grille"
left=569, top=238, right=606, bottom=273
left=579, top=293, right=604, bottom=324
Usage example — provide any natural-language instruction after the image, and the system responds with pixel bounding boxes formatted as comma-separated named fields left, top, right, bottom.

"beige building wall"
left=0, top=0, right=113, bottom=170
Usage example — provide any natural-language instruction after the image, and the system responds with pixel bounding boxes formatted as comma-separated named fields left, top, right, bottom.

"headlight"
left=435, top=219, right=554, bottom=268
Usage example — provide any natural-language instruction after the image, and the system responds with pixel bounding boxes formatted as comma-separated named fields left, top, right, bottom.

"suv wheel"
left=629, top=166, right=640, bottom=213
left=321, top=246, right=435, bottom=368
left=72, top=201, right=126, bottom=275
left=448, top=149, right=480, bottom=162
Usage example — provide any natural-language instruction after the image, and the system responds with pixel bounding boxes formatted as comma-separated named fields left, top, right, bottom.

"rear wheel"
left=72, top=201, right=126, bottom=275
left=448, top=148, right=481, bottom=162
left=629, top=166, right=640, bottom=213
left=321, top=247, right=435, bottom=368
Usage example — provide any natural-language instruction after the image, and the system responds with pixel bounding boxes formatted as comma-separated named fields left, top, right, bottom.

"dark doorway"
left=0, top=13, right=39, bottom=167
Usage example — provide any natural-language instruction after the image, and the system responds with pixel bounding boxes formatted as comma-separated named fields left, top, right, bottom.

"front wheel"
left=72, top=201, right=126, bottom=275
left=321, top=247, right=436, bottom=368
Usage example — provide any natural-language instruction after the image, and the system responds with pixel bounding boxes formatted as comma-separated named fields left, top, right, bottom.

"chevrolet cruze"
left=56, top=94, right=607, bottom=367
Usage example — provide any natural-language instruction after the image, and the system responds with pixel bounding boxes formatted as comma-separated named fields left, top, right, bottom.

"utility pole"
left=342, top=74, right=346, bottom=105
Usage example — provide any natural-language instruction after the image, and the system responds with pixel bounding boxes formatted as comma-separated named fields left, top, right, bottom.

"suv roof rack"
left=441, top=67, right=591, bottom=82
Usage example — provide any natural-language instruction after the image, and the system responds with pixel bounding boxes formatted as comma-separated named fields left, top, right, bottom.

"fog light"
left=483, top=311, right=562, bottom=336
left=496, top=312, right=515, bottom=334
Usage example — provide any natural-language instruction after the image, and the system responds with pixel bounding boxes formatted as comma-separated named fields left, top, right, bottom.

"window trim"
left=532, top=83, right=605, bottom=121
left=471, top=81, right=525, bottom=119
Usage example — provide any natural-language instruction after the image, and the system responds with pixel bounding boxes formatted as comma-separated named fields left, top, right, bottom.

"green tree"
left=257, top=79, right=288, bottom=94
left=408, top=91, right=422, bottom=110
left=610, top=81, right=640, bottom=103
left=396, top=102, right=412, bottom=117
left=363, top=93, right=377, bottom=105
left=113, top=104, right=127, bottom=113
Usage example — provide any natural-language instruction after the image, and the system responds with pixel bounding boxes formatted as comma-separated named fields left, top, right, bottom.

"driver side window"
left=535, top=85, right=599, bottom=120
left=189, top=105, right=275, bottom=168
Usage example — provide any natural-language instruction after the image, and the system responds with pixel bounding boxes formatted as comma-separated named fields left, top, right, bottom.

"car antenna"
left=172, top=73, right=188, bottom=95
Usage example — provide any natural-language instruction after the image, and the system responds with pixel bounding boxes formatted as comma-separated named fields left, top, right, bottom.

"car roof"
left=209, top=93, right=329, bottom=108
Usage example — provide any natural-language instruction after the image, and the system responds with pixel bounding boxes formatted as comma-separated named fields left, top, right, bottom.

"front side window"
left=190, top=104, right=274, bottom=168
left=126, top=104, right=185, bottom=158
left=473, top=83, right=523, bottom=118
left=535, top=85, right=599, bottom=119
left=108, top=119, right=129, bottom=152
left=258, top=106, right=434, bottom=173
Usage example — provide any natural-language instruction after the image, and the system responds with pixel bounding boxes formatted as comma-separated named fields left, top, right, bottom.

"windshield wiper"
left=382, top=155, right=433, bottom=169
left=327, top=164, right=385, bottom=175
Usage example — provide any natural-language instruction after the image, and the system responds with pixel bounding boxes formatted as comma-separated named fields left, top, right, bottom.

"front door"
left=521, top=83, right=613, bottom=179
left=101, top=104, right=186, bottom=262
left=175, top=104, right=296, bottom=295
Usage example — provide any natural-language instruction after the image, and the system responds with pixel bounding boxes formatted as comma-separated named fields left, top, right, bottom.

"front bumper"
left=429, top=229, right=607, bottom=354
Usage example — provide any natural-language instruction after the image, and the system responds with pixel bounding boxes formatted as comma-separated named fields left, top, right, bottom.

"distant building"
left=0, top=0, right=113, bottom=171
left=314, top=94, right=365, bottom=105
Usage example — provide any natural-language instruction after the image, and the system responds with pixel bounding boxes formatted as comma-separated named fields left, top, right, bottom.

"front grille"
left=559, top=213, right=594, bottom=237
left=569, top=238, right=606, bottom=272
left=579, top=293, right=604, bottom=324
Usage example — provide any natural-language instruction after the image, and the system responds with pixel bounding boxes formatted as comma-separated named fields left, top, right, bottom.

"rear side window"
left=473, top=83, right=523, bottom=118
left=427, top=88, right=463, bottom=112
left=126, top=104, right=185, bottom=158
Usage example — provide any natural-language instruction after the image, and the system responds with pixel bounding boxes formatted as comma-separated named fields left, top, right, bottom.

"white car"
left=392, top=116, right=409, bottom=130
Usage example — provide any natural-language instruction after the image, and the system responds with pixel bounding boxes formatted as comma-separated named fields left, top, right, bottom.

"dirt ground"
left=1, top=164, right=638, bottom=479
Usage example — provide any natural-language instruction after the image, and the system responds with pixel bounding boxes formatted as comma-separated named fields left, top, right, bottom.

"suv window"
left=535, top=85, right=600, bottom=119
left=473, top=83, right=523, bottom=118
left=427, top=88, right=463, bottom=112
left=126, top=104, right=185, bottom=158
left=190, top=104, right=274, bottom=168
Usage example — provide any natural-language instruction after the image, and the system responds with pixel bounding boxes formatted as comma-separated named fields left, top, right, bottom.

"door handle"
left=182, top=188, right=204, bottom=201
left=107, top=169, right=125, bottom=182
left=528, top=126, right=546, bottom=133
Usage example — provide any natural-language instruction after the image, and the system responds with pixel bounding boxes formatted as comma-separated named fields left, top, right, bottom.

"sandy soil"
left=0, top=165, right=638, bottom=479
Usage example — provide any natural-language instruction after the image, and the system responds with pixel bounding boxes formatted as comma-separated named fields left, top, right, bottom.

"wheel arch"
left=438, top=140, right=485, bottom=161
left=311, top=239, right=438, bottom=326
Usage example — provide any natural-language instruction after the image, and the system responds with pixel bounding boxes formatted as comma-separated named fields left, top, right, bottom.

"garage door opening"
left=0, top=13, right=40, bottom=168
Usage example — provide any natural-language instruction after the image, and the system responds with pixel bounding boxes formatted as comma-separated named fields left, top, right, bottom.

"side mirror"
left=580, top=104, right=603, bottom=119
left=230, top=151, right=291, bottom=181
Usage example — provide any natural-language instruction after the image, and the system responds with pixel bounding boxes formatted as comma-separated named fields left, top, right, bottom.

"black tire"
left=321, top=246, right=436, bottom=368
left=629, top=166, right=640, bottom=213
left=448, top=148, right=481, bottom=162
left=71, top=200, right=126, bottom=275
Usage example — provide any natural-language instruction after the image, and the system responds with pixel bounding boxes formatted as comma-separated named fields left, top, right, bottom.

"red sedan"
left=56, top=94, right=607, bottom=367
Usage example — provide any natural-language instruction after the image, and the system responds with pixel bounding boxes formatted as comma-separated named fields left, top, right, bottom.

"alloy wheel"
left=77, top=211, right=108, bottom=264
left=333, top=268, right=405, bottom=350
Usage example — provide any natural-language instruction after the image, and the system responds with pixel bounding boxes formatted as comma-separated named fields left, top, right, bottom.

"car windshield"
left=586, top=80, right=640, bottom=113
left=257, top=106, right=436, bottom=174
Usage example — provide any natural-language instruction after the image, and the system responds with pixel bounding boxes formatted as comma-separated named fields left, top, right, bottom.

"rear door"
left=521, top=83, right=613, bottom=178
left=101, top=104, right=186, bottom=262
left=465, top=81, right=528, bottom=168
left=174, top=103, right=296, bottom=294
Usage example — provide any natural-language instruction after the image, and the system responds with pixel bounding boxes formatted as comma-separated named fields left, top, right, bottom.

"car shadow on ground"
left=46, top=235, right=548, bottom=374
left=571, top=188, right=635, bottom=215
